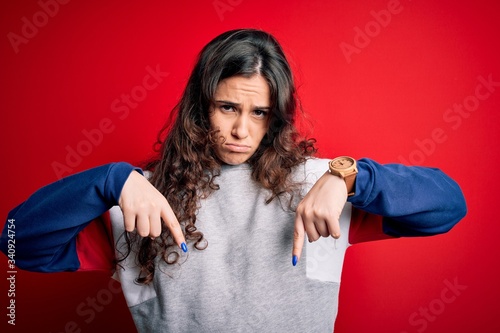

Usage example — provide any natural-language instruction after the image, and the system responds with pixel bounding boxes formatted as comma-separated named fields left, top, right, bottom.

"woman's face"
left=209, top=75, right=271, bottom=165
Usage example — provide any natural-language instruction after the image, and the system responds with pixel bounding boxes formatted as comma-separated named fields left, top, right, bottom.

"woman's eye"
left=221, top=105, right=234, bottom=112
left=253, top=109, right=268, bottom=118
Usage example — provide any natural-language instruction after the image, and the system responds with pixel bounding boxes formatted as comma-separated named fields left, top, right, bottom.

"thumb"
left=292, top=213, right=305, bottom=266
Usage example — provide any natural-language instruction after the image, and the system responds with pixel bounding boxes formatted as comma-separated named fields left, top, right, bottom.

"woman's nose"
left=231, top=115, right=249, bottom=139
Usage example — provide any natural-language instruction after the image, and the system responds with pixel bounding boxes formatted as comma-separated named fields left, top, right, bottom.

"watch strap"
left=344, top=172, right=356, bottom=196
left=329, top=157, right=357, bottom=197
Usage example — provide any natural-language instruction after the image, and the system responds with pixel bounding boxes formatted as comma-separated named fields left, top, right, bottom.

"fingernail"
left=181, top=242, right=188, bottom=253
left=292, top=255, right=298, bottom=266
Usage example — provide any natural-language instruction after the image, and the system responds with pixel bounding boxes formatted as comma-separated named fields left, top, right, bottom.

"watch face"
left=332, top=157, right=354, bottom=169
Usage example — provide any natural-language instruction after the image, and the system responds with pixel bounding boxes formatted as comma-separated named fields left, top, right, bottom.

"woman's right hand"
left=118, top=170, right=187, bottom=252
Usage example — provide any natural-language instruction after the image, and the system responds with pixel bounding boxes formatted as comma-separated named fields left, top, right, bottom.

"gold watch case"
left=329, top=156, right=358, bottom=196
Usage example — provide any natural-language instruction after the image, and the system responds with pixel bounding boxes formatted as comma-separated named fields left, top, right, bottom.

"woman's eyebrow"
left=215, top=100, right=270, bottom=110
left=215, top=99, right=239, bottom=106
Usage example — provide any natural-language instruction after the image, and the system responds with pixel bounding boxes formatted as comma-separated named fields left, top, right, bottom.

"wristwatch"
left=328, top=156, right=358, bottom=196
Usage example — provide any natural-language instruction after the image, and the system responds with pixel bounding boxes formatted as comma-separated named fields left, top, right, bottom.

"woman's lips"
left=225, top=143, right=251, bottom=153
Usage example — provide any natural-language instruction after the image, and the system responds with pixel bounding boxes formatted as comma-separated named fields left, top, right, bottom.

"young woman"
left=0, top=29, right=466, bottom=332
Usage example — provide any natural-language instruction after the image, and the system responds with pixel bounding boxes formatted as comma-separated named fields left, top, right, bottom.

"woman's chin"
left=219, top=154, right=250, bottom=166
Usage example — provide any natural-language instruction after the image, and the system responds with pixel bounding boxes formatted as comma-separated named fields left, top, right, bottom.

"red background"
left=1, top=0, right=499, bottom=332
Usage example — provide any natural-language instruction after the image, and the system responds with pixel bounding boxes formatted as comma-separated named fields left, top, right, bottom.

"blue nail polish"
left=181, top=242, right=188, bottom=253
left=292, top=255, right=298, bottom=266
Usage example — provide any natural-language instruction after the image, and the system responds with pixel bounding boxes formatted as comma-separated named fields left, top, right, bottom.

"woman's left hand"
left=292, top=171, right=348, bottom=265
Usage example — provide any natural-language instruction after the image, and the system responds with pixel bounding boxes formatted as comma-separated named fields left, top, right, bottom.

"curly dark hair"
left=124, top=29, right=317, bottom=284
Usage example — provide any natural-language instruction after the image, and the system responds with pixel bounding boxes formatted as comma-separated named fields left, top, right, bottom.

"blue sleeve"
left=0, top=162, right=142, bottom=272
left=348, top=158, right=467, bottom=236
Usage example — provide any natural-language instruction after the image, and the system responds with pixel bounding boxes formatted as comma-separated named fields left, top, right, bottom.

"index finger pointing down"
left=161, top=204, right=187, bottom=253
left=292, top=213, right=306, bottom=266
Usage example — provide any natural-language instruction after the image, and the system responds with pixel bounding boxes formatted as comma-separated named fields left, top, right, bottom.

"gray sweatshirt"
left=111, top=158, right=351, bottom=332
